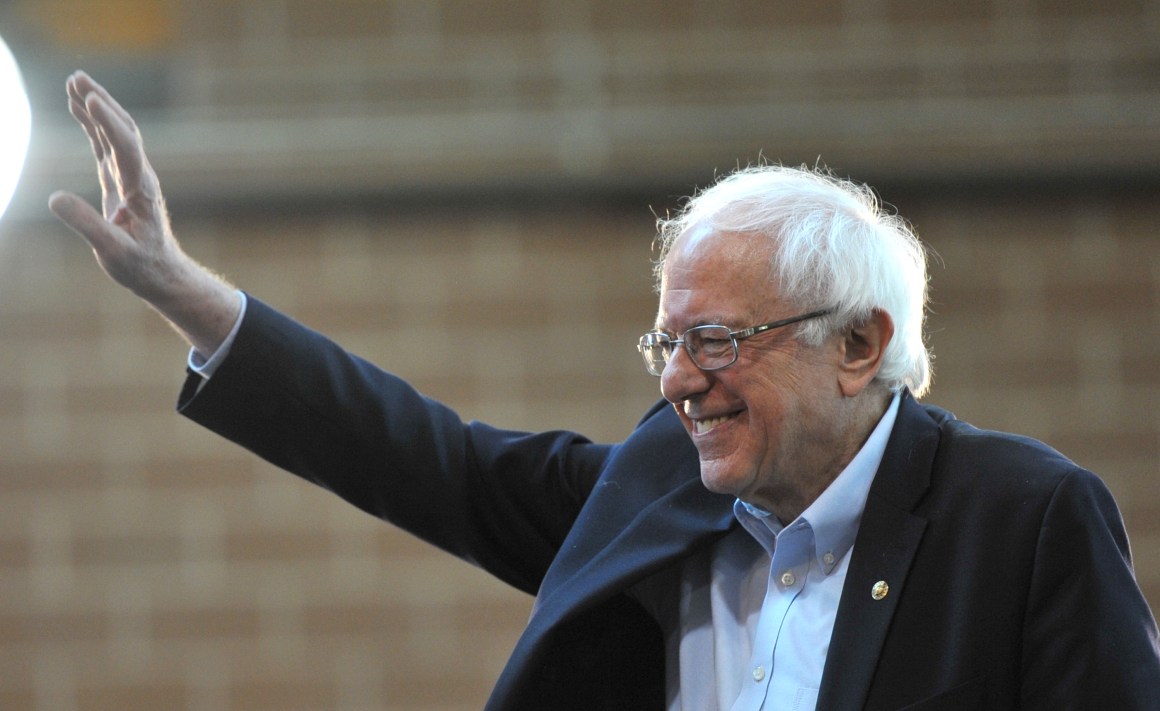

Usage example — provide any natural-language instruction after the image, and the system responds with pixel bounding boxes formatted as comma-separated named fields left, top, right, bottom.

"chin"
left=697, top=461, right=747, bottom=498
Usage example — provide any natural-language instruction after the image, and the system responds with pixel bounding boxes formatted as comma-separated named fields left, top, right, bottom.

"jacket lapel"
left=816, top=393, right=942, bottom=710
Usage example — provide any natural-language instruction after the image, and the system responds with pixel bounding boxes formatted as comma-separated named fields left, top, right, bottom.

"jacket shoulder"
left=924, top=402, right=1084, bottom=485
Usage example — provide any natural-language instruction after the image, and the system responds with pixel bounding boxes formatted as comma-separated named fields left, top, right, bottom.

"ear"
left=837, top=309, right=894, bottom=398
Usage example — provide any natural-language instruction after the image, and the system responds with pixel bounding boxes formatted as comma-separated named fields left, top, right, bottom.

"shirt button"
left=780, top=571, right=796, bottom=587
left=822, top=552, right=835, bottom=566
left=752, top=666, right=766, bottom=682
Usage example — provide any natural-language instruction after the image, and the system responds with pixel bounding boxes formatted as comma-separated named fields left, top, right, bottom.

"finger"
left=82, top=121, right=121, bottom=217
left=68, top=72, right=148, bottom=195
left=93, top=121, right=118, bottom=182
left=67, top=92, right=106, bottom=163
left=65, top=74, right=119, bottom=216
left=71, top=71, right=138, bottom=132
left=84, top=93, right=147, bottom=196
left=65, top=72, right=87, bottom=113
left=48, top=191, right=128, bottom=255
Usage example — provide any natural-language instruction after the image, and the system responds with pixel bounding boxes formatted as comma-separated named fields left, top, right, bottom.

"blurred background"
left=0, top=1, right=1158, bottom=709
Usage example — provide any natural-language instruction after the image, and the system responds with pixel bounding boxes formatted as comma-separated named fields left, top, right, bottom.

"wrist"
left=142, top=254, right=242, bottom=356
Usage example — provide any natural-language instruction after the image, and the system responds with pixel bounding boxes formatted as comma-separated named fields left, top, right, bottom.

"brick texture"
left=3, top=188, right=1159, bottom=709
left=1, top=0, right=1158, bottom=708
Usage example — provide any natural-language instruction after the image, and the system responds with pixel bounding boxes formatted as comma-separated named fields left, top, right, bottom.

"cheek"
left=736, top=378, right=800, bottom=449
left=745, top=405, right=785, bottom=458
left=733, top=371, right=788, bottom=417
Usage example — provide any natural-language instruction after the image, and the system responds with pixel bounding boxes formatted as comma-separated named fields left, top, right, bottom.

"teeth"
left=694, top=414, right=731, bottom=434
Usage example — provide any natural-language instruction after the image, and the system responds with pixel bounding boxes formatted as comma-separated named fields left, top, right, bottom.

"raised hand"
left=49, top=71, right=241, bottom=356
left=50, top=72, right=182, bottom=296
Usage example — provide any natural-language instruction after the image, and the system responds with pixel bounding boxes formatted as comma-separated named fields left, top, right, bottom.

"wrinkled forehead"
left=662, top=224, right=774, bottom=286
left=658, top=225, right=781, bottom=326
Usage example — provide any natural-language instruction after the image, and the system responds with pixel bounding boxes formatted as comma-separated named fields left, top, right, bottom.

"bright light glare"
left=0, top=35, right=31, bottom=221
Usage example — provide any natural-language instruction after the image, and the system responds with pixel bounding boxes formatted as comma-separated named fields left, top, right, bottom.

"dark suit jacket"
left=178, top=297, right=1160, bottom=710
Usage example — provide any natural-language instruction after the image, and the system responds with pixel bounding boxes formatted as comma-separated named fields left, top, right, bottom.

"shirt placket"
left=730, top=520, right=814, bottom=711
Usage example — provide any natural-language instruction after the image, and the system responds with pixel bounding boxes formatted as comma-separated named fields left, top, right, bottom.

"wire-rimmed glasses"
left=637, top=309, right=833, bottom=376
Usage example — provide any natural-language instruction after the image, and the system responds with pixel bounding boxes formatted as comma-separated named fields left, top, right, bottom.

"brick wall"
left=1, top=0, right=1158, bottom=708
left=10, top=0, right=1159, bottom=215
left=2, top=186, right=1158, bottom=709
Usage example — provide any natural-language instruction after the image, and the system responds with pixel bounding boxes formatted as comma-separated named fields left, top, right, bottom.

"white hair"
left=655, top=164, right=933, bottom=396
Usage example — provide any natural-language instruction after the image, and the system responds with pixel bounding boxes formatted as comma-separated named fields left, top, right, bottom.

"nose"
left=659, top=345, right=712, bottom=404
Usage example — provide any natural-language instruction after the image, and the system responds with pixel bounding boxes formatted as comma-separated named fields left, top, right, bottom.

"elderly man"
left=51, top=71, right=1159, bottom=710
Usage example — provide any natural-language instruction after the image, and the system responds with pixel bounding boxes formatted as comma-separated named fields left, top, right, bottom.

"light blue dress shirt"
left=633, top=393, right=900, bottom=711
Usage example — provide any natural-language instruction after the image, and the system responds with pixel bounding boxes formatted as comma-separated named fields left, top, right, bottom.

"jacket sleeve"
left=177, top=296, right=616, bottom=596
left=1021, top=466, right=1160, bottom=708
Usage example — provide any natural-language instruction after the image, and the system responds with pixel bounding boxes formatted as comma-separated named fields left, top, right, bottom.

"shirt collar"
left=733, top=392, right=901, bottom=575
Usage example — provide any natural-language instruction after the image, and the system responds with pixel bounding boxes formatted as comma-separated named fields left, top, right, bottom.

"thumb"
left=48, top=190, right=123, bottom=253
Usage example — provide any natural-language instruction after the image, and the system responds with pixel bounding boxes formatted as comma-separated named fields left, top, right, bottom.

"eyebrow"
left=654, top=314, right=740, bottom=333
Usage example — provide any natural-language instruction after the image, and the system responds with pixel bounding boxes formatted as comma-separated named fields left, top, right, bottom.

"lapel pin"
left=871, top=580, right=889, bottom=601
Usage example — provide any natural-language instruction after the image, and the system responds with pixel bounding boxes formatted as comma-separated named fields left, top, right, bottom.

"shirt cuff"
left=187, top=291, right=248, bottom=379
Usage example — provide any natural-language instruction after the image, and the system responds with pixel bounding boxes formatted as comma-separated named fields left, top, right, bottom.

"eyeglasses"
left=637, top=309, right=833, bottom=376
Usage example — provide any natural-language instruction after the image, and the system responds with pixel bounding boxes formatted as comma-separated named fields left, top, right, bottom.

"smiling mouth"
left=692, top=413, right=736, bottom=434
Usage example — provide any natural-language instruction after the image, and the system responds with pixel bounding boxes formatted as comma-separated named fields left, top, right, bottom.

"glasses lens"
left=638, top=332, right=670, bottom=375
left=685, top=326, right=736, bottom=370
